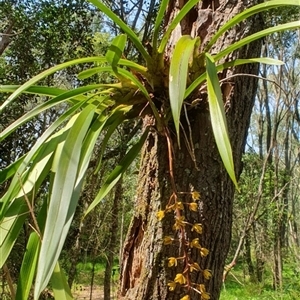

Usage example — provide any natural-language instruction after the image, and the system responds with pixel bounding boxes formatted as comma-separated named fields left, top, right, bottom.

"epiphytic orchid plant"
left=0, top=0, right=299, bottom=299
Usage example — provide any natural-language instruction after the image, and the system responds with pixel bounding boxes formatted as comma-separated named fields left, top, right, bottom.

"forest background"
left=1, top=0, right=300, bottom=299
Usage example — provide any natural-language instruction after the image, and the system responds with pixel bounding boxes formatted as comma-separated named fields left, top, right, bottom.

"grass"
left=73, top=260, right=119, bottom=286
left=72, top=259, right=300, bottom=299
left=220, top=264, right=300, bottom=300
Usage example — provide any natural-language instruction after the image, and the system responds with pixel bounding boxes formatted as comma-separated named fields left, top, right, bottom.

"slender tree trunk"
left=104, top=178, right=123, bottom=300
left=245, top=235, right=254, bottom=279
left=253, top=222, right=265, bottom=283
left=119, top=0, right=262, bottom=299
left=0, top=22, right=14, bottom=55
left=273, top=231, right=283, bottom=290
left=67, top=221, right=84, bottom=287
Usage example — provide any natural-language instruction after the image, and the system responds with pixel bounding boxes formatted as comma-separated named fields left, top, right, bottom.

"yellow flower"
left=192, top=191, right=200, bottom=201
left=157, top=210, right=165, bottom=221
left=180, top=295, right=190, bottom=300
left=189, top=262, right=201, bottom=272
left=201, top=292, right=211, bottom=300
left=168, top=257, right=177, bottom=267
left=198, top=284, right=206, bottom=293
left=189, top=202, right=198, bottom=211
left=190, top=238, right=201, bottom=249
left=168, top=281, right=177, bottom=291
left=191, top=223, right=202, bottom=234
left=173, top=216, right=186, bottom=230
left=200, top=247, right=209, bottom=257
left=163, top=236, right=173, bottom=245
left=174, top=201, right=184, bottom=210
left=203, top=269, right=212, bottom=280
left=174, top=273, right=186, bottom=285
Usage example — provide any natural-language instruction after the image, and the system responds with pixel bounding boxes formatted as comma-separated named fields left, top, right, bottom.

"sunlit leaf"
left=0, top=57, right=106, bottom=112
left=94, top=106, right=131, bottom=174
left=169, top=35, right=198, bottom=146
left=34, top=106, right=94, bottom=299
left=38, top=113, right=105, bottom=300
left=51, top=262, right=73, bottom=300
left=185, top=57, right=284, bottom=99
left=106, top=34, right=127, bottom=69
left=205, top=53, right=238, bottom=189
left=214, top=21, right=300, bottom=62
left=88, top=0, right=151, bottom=64
left=153, top=0, right=169, bottom=49
left=0, top=156, right=24, bottom=184
left=158, top=0, right=200, bottom=54
left=0, top=200, right=29, bottom=268
left=83, top=128, right=149, bottom=217
left=0, top=84, right=105, bottom=142
left=206, top=0, right=300, bottom=51
left=0, top=146, right=54, bottom=269
left=15, top=232, right=40, bottom=300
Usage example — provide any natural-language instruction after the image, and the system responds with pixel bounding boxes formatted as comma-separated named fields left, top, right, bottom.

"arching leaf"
left=214, top=21, right=300, bottom=62
left=185, top=57, right=284, bottom=99
left=153, top=0, right=169, bottom=49
left=94, top=107, right=130, bottom=174
left=0, top=84, right=106, bottom=142
left=15, top=232, right=40, bottom=300
left=0, top=56, right=106, bottom=112
left=106, top=34, right=127, bottom=68
left=88, top=0, right=151, bottom=64
left=34, top=106, right=94, bottom=299
left=51, top=262, right=73, bottom=300
left=169, top=35, right=198, bottom=146
left=83, top=128, right=149, bottom=218
left=206, top=0, right=300, bottom=51
left=158, top=0, right=200, bottom=54
left=205, top=53, right=239, bottom=189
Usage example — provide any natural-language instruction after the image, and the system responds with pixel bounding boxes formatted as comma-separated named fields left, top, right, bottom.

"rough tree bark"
left=119, top=0, right=263, bottom=299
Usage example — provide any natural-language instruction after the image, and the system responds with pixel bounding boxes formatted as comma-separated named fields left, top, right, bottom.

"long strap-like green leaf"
left=15, top=232, right=41, bottom=300
left=88, top=0, right=151, bottom=64
left=214, top=21, right=300, bottom=62
left=51, top=262, right=73, bottom=300
left=185, top=57, right=283, bottom=98
left=169, top=35, right=198, bottom=146
left=83, top=128, right=149, bottom=218
left=0, top=57, right=106, bottom=112
left=205, top=53, right=239, bottom=189
left=34, top=106, right=94, bottom=299
left=158, top=0, right=200, bottom=54
left=0, top=84, right=106, bottom=142
left=206, top=0, right=300, bottom=51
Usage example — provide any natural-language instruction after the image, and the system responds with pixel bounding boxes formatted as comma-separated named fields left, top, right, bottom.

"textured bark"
left=0, top=22, right=14, bottom=55
left=120, top=0, right=263, bottom=299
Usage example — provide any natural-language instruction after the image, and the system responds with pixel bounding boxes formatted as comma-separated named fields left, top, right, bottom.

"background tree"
left=225, top=16, right=300, bottom=292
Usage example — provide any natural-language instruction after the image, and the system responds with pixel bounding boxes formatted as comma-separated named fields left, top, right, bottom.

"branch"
left=0, top=22, right=14, bottom=55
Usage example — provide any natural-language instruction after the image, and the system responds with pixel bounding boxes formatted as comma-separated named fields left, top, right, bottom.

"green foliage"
left=1, top=0, right=300, bottom=298
left=51, top=263, right=73, bottom=300
left=205, top=53, right=238, bottom=188
left=221, top=262, right=300, bottom=300
left=15, top=232, right=40, bottom=300
left=169, top=35, right=199, bottom=145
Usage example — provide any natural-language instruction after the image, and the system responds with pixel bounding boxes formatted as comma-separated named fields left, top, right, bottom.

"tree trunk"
left=104, top=178, right=123, bottom=300
left=0, top=21, right=14, bottom=55
left=119, top=0, right=263, bottom=299
left=245, top=235, right=255, bottom=279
